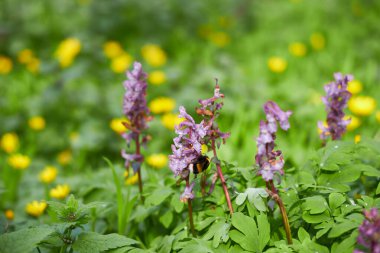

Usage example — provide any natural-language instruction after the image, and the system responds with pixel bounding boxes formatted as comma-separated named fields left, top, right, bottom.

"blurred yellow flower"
left=25, top=201, right=47, bottom=217
left=201, top=144, right=208, bottom=154
left=0, top=56, right=12, bottom=74
left=111, top=53, right=133, bottom=73
left=18, top=49, right=34, bottom=64
left=110, top=118, right=128, bottom=134
left=268, top=57, right=287, bottom=73
left=57, top=150, right=72, bottom=165
left=347, top=80, right=363, bottom=95
left=376, top=111, right=380, bottom=123
left=348, top=96, right=376, bottom=116
left=149, top=70, right=166, bottom=86
left=310, top=33, right=325, bottom=50
left=1, top=132, right=19, bottom=153
left=149, top=97, right=175, bottom=114
left=69, top=131, right=79, bottom=144
left=161, top=113, right=184, bottom=130
left=288, top=42, right=307, bottom=57
left=141, top=44, right=167, bottom=67
left=209, top=32, right=230, bottom=47
left=124, top=171, right=139, bottom=185
left=55, top=38, right=81, bottom=68
left=39, top=166, right=58, bottom=184
left=344, top=115, right=361, bottom=131
left=8, top=154, right=30, bottom=170
left=26, top=58, right=40, bottom=73
left=354, top=134, right=361, bottom=144
left=50, top=184, right=70, bottom=199
left=103, top=41, right=124, bottom=59
left=5, top=209, right=14, bottom=220
left=146, top=154, right=168, bottom=169
left=28, top=116, right=46, bottom=131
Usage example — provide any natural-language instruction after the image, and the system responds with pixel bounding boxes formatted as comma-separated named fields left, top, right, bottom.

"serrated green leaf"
left=72, top=232, right=138, bottom=253
left=302, top=196, right=328, bottom=214
left=145, top=188, right=173, bottom=207
left=329, top=193, right=346, bottom=210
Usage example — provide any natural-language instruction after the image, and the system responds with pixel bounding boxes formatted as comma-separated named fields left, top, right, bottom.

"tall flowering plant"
left=255, top=101, right=293, bottom=244
left=318, top=73, right=352, bottom=141
left=355, top=208, right=380, bottom=253
left=121, top=62, right=151, bottom=201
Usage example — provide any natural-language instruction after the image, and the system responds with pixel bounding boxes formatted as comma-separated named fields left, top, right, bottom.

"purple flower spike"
left=255, top=101, right=291, bottom=182
left=319, top=72, right=353, bottom=140
left=355, top=208, right=380, bottom=253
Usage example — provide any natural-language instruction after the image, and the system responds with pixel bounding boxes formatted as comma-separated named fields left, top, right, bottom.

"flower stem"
left=267, top=182, right=292, bottom=244
left=211, top=139, right=234, bottom=215
left=135, top=134, right=144, bottom=203
left=186, top=178, right=196, bottom=237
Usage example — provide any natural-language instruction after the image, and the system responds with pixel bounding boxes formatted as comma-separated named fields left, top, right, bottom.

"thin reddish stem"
left=186, top=178, right=196, bottom=237
left=135, top=134, right=144, bottom=203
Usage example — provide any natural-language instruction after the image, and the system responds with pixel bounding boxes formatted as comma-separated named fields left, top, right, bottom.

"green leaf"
left=331, top=231, right=357, bottom=253
left=257, top=213, right=270, bottom=250
left=170, top=193, right=184, bottom=213
left=145, top=188, right=173, bottom=206
left=159, top=211, right=173, bottom=228
left=360, top=165, right=380, bottom=177
left=329, top=193, right=346, bottom=210
left=158, top=235, right=175, bottom=253
left=212, top=222, right=230, bottom=248
left=245, top=188, right=268, bottom=212
left=376, top=182, right=380, bottom=195
left=302, top=211, right=331, bottom=224
left=72, top=232, right=138, bottom=253
left=302, top=196, right=328, bottom=214
left=328, top=221, right=359, bottom=238
left=0, top=226, right=54, bottom=253
left=297, top=227, right=310, bottom=242
left=236, top=193, right=247, bottom=206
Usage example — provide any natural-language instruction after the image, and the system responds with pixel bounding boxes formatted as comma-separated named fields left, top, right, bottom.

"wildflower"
left=355, top=135, right=361, bottom=144
left=209, top=32, right=230, bottom=47
left=268, top=57, right=287, bottom=73
left=110, top=118, right=128, bottom=134
left=149, top=97, right=175, bottom=114
left=5, top=209, right=14, bottom=220
left=347, top=80, right=363, bottom=95
left=39, top=166, right=58, bottom=184
left=288, top=42, right=307, bottom=57
left=50, top=184, right=70, bottom=199
left=376, top=111, right=380, bottom=123
left=28, top=116, right=46, bottom=131
left=1, top=132, right=19, bottom=153
left=55, top=38, right=81, bottom=68
left=310, top=33, right=325, bottom=50
left=180, top=182, right=195, bottom=203
left=148, top=70, right=166, bottom=85
left=201, top=144, right=208, bottom=154
left=348, top=96, right=376, bottom=116
left=147, top=154, right=168, bottom=169
left=124, top=170, right=139, bottom=185
left=255, top=101, right=292, bottom=181
left=111, top=53, right=133, bottom=73
left=8, top=154, right=30, bottom=170
left=318, top=73, right=352, bottom=140
left=18, top=49, right=34, bottom=64
left=25, top=201, right=47, bottom=217
left=355, top=208, right=380, bottom=253
left=57, top=150, right=72, bottom=165
left=103, top=41, right=124, bottom=59
left=0, top=56, right=12, bottom=74
left=345, top=115, right=361, bottom=131
left=141, top=44, right=167, bottom=67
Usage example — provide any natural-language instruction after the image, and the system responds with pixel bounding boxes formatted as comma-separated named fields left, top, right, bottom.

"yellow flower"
left=344, top=115, right=361, bottom=131
left=28, top=116, right=46, bottom=131
left=376, top=111, right=380, bottom=123
left=209, top=32, right=230, bottom=47
left=146, top=154, right=168, bottom=169
left=103, top=41, right=124, bottom=59
left=18, top=49, right=34, bottom=64
left=25, top=201, right=47, bottom=217
left=141, top=44, right=167, bottom=67
left=347, top=80, right=363, bottom=95
left=354, top=134, right=361, bottom=144
left=55, top=38, right=81, bottom=68
left=288, top=42, right=307, bottom=57
left=39, top=166, right=58, bottom=184
left=1, top=132, right=19, bottom=153
left=111, top=53, right=133, bottom=73
left=148, top=70, right=166, bottom=86
left=124, top=171, right=139, bottom=185
left=161, top=113, right=184, bottom=130
left=348, top=96, right=376, bottom=116
left=0, top=56, right=12, bottom=74
left=8, top=154, right=30, bottom=170
left=149, top=97, right=175, bottom=114
left=310, top=33, right=325, bottom=50
left=110, top=118, right=128, bottom=134
left=57, top=150, right=72, bottom=165
left=26, top=58, right=40, bottom=73
left=50, top=184, right=70, bottom=199
left=5, top=209, right=14, bottom=220
left=201, top=144, right=208, bottom=154
left=268, top=57, right=287, bottom=73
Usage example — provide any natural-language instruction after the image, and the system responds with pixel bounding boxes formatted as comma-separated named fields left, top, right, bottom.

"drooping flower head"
left=255, top=101, right=292, bottom=181
left=355, top=208, right=380, bottom=253
left=318, top=73, right=353, bottom=140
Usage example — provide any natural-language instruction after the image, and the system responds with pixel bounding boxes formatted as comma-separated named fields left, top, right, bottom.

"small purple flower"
left=355, top=208, right=380, bottom=253
left=319, top=73, right=353, bottom=140
left=255, top=101, right=291, bottom=181
left=180, top=182, right=195, bottom=203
